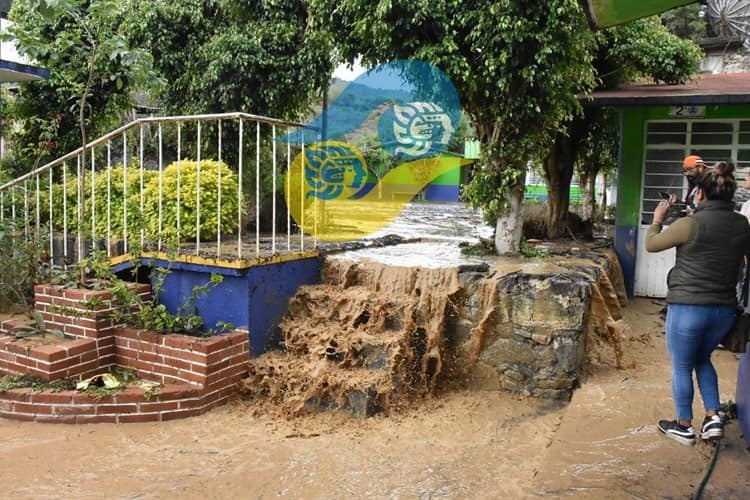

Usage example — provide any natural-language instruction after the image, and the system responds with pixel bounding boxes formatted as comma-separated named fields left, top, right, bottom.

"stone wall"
left=452, top=250, right=624, bottom=399
left=244, top=248, right=626, bottom=415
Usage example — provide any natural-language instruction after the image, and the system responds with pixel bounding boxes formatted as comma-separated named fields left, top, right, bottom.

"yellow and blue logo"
left=283, top=60, right=468, bottom=241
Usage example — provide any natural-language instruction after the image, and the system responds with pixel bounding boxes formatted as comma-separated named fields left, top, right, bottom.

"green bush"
left=33, top=158, right=239, bottom=243
left=0, top=219, right=46, bottom=312
left=41, top=164, right=154, bottom=237
left=141, top=159, right=239, bottom=241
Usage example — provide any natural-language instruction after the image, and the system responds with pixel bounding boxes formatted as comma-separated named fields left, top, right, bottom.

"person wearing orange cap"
left=683, top=155, right=706, bottom=214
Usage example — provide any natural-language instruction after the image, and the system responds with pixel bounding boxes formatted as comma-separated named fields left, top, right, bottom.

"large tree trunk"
left=471, top=119, right=527, bottom=255
left=542, top=116, right=588, bottom=239
left=580, top=169, right=597, bottom=222
left=494, top=173, right=526, bottom=255
left=542, top=132, right=576, bottom=239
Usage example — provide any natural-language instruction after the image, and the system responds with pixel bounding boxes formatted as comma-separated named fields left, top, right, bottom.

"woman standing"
left=646, top=161, right=750, bottom=445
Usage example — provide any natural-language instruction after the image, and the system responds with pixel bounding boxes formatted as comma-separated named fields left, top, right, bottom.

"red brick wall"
left=0, top=284, right=249, bottom=423
left=0, top=383, right=240, bottom=423
left=116, top=328, right=249, bottom=387
left=0, top=333, right=99, bottom=381
left=33, top=284, right=152, bottom=340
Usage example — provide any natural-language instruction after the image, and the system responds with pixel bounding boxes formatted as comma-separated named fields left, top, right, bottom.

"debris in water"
left=242, top=245, right=626, bottom=416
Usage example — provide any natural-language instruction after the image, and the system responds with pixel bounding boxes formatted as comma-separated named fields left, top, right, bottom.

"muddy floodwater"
left=1, top=204, right=748, bottom=497
left=366, top=202, right=495, bottom=242
left=1, top=301, right=748, bottom=499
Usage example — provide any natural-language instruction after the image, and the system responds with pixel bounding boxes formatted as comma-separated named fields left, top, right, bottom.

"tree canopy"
left=601, top=16, right=702, bottom=87
left=123, top=0, right=334, bottom=121
left=540, top=16, right=701, bottom=238
left=310, top=0, right=597, bottom=253
left=660, top=3, right=708, bottom=41
left=6, top=0, right=157, bottom=171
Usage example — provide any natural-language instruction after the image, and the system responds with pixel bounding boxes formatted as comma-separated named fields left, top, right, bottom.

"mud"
left=1, top=298, right=747, bottom=499
left=244, top=261, right=463, bottom=415
left=245, top=247, right=627, bottom=415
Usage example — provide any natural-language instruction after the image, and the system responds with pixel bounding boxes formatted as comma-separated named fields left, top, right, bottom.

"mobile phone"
left=659, top=191, right=672, bottom=200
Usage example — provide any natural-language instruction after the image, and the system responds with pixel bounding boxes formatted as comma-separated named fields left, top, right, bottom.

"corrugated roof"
left=582, top=72, right=750, bottom=106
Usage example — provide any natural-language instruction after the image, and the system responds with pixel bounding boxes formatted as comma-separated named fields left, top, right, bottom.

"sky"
left=332, top=58, right=367, bottom=81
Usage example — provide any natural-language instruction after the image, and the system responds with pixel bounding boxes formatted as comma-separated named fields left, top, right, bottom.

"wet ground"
left=365, top=202, right=495, bottom=243
left=327, top=202, right=494, bottom=268
left=4, top=203, right=747, bottom=497
left=1, top=298, right=747, bottom=499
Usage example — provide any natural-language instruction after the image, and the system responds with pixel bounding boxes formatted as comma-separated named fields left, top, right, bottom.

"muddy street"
left=0, top=298, right=747, bottom=499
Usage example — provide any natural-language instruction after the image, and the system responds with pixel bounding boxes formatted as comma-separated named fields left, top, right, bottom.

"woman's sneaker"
left=701, top=415, right=724, bottom=440
left=657, top=419, right=696, bottom=446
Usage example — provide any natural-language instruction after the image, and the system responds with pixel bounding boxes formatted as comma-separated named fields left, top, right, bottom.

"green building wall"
left=614, top=103, right=750, bottom=296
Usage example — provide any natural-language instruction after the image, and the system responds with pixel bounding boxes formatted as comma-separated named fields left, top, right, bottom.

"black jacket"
left=667, top=200, right=750, bottom=305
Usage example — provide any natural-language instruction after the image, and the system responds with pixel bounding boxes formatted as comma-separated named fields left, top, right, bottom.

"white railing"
left=0, top=112, right=317, bottom=266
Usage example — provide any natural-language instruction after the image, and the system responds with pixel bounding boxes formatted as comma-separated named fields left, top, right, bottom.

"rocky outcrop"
left=243, top=247, right=626, bottom=415
left=454, top=250, right=625, bottom=399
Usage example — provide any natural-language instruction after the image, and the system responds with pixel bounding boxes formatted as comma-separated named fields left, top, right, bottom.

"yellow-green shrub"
left=141, top=159, right=239, bottom=241
left=40, top=164, right=154, bottom=238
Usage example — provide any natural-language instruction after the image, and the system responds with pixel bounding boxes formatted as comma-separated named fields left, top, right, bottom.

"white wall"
left=0, top=18, right=30, bottom=65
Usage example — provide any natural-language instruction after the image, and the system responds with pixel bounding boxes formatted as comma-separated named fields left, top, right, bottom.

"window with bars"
left=641, top=120, right=750, bottom=224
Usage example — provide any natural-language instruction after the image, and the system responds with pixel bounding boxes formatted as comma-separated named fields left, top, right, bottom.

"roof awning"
left=580, top=0, right=697, bottom=29
left=582, top=72, right=750, bottom=107
left=0, top=58, right=49, bottom=82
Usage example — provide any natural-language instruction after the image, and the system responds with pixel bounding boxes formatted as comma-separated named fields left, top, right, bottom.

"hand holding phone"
left=659, top=192, right=683, bottom=206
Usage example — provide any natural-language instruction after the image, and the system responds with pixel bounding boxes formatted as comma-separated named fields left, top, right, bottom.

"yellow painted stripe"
left=109, top=250, right=319, bottom=270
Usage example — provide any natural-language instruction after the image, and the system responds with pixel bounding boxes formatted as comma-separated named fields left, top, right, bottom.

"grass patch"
left=0, top=374, right=76, bottom=393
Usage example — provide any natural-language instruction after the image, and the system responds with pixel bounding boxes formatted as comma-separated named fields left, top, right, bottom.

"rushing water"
left=328, top=202, right=495, bottom=268
left=366, top=202, right=494, bottom=243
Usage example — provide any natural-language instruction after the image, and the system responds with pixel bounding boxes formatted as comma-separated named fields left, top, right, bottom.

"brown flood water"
left=0, top=298, right=748, bottom=499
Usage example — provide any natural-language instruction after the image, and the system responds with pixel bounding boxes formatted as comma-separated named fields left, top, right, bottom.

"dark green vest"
left=667, top=200, right=750, bottom=305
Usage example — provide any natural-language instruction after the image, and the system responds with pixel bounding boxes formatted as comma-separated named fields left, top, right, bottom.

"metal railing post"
left=196, top=122, right=202, bottom=255
left=238, top=119, right=243, bottom=260
left=0, top=112, right=317, bottom=265
left=217, top=120, right=222, bottom=255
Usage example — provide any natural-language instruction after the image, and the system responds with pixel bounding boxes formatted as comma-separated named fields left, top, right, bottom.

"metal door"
left=634, top=120, right=748, bottom=297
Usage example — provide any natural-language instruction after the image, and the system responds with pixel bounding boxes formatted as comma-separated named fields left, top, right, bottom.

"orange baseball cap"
left=682, top=155, right=705, bottom=169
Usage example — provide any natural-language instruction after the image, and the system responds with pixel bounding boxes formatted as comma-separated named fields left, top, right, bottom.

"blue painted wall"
left=245, top=259, right=321, bottom=355
left=737, top=343, right=750, bottom=448
left=424, top=185, right=460, bottom=202
left=127, top=257, right=320, bottom=356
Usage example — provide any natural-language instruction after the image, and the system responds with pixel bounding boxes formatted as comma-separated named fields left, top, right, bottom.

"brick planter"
left=0, top=284, right=249, bottom=423
left=116, top=327, right=249, bottom=387
left=0, top=332, right=98, bottom=381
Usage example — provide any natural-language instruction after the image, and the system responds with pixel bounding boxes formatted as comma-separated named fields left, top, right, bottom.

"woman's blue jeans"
left=665, top=304, right=734, bottom=421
